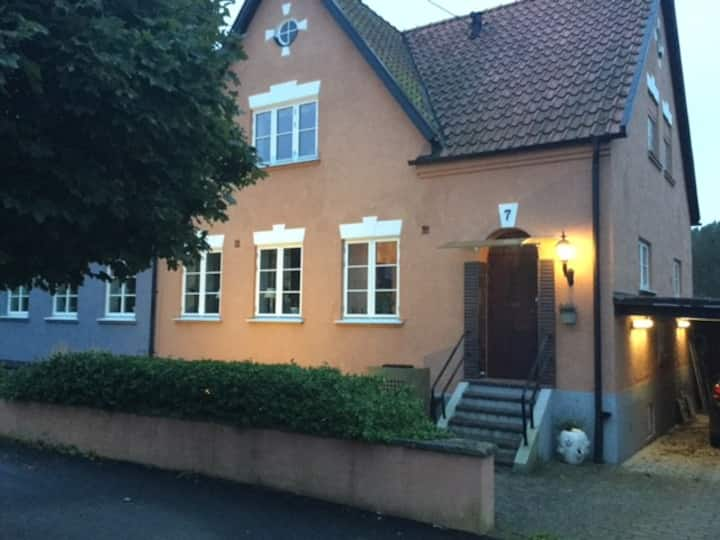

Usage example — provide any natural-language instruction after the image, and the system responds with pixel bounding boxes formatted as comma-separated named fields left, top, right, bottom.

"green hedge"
left=0, top=353, right=443, bottom=443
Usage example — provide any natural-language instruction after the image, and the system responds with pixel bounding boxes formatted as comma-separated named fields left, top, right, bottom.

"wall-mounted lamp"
left=677, top=319, right=691, bottom=329
left=556, top=231, right=576, bottom=287
left=632, top=317, right=655, bottom=330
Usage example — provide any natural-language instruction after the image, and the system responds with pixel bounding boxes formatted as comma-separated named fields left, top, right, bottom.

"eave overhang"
left=614, top=294, right=720, bottom=320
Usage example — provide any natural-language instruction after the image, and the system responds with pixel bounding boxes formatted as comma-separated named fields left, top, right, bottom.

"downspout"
left=148, top=258, right=159, bottom=357
left=592, top=138, right=604, bottom=463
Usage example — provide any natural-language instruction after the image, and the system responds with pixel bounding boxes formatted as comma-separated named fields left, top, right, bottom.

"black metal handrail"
left=430, top=333, right=466, bottom=422
left=520, top=334, right=553, bottom=446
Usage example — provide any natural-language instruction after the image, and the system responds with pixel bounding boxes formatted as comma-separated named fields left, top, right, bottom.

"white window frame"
left=343, top=239, right=400, bottom=319
left=255, top=245, right=304, bottom=318
left=182, top=250, right=223, bottom=319
left=104, top=269, right=137, bottom=320
left=252, top=100, right=319, bottom=167
left=672, top=259, right=682, bottom=298
left=338, top=217, right=403, bottom=323
left=252, top=225, right=306, bottom=321
left=6, top=286, right=30, bottom=317
left=639, top=240, right=651, bottom=291
left=52, top=285, right=79, bottom=319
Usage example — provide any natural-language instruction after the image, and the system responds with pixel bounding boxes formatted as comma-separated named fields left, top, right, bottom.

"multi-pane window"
left=639, top=240, right=651, bottom=291
left=183, top=252, right=222, bottom=317
left=647, top=114, right=659, bottom=159
left=106, top=272, right=137, bottom=318
left=256, top=247, right=302, bottom=316
left=253, top=101, right=318, bottom=165
left=673, top=259, right=682, bottom=297
left=344, top=240, right=399, bottom=317
left=663, top=131, right=673, bottom=174
left=53, top=285, right=78, bottom=317
left=7, top=287, right=30, bottom=316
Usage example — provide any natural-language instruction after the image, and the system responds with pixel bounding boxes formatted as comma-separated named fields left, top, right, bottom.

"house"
left=1, top=0, right=709, bottom=466
left=150, top=0, right=706, bottom=464
left=0, top=268, right=155, bottom=362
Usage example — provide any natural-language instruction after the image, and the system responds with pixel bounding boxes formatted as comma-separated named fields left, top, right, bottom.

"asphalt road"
left=0, top=439, right=486, bottom=540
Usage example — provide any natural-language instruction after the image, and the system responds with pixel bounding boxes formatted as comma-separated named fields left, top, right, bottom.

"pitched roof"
left=328, top=0, right=440, bottom=137
left=405, top=0, right=652, bottom=158
left=232, top=0, right=699, bottom=224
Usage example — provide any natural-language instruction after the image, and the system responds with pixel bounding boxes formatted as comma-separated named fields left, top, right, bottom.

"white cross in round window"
left=275, top=19, right=299, bottom=48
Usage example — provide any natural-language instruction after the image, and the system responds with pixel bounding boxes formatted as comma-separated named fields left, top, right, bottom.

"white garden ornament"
left=557, top=428, right=591, bottom=465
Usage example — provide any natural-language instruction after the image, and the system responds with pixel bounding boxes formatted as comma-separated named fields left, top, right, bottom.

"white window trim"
left=673, top=259, right=682, bottom=298
left=647, top=73, right=660, bottom=103
left=339, top=216, right=403, bottom=241
left=252, top=100, right=319, bottom=167
left=249, top=80, right=321, bottom=110
left=253, top=225, right=305, bottom=247
left=342, top=239, right=401, bottom=321
left=51, top=286, right=79, bottom=320
left=181, top=251, right=223, bottom=320
left=662, top=101, right=673, bottom=126
left=339, top=217, right=403, bottom=322
left=104, top=269, right=137, bottom=321
left=6, top=287, right=30, bottom=318
left=639, top=240, right=651, bottom=292
left=254, top=244, right=304, bottom=319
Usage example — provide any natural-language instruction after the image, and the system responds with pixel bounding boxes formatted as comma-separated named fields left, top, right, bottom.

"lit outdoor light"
left=556, top=231, right=576, bottom=287
left=677, top=319, right=691, bottom=329
left=632, top=317, right=654, bottom=330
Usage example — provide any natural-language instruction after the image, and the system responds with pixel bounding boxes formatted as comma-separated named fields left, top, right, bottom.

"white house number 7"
left=498, top=203, right=519, bottom=228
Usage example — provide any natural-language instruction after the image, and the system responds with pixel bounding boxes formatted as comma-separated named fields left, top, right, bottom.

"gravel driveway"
left=494, top=416, right=720, bottom=540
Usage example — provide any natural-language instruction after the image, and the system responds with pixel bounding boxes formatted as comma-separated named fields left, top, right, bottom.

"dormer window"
left=249, top=81, right=321, bottom=167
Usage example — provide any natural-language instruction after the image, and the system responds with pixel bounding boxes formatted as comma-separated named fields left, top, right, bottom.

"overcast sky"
left=227, top=0, right=719, bottom=225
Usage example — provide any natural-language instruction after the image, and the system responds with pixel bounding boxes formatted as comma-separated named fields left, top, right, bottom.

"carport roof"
left=614, top=294, right=720, bottom=320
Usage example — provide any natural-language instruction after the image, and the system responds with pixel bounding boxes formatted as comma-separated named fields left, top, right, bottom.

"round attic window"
left=275, top=19, right=299, bottom=47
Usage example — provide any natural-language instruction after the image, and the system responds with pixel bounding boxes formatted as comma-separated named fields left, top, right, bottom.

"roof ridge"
left=353, top=0, right=404, bottom=35
left=403, top=0, right=526, bottom=34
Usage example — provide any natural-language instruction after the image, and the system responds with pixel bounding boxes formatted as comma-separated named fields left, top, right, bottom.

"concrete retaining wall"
left=0, top=401, right=494, bottom=535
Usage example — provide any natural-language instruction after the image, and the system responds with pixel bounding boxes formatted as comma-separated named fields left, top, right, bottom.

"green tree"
left=692, top=221, right=720, bottom=298
left=0, top=0, right=262, bottom=289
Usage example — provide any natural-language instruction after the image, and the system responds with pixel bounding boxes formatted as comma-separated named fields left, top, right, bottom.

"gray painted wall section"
left=551, top=362, right=694, bottom=464
left=0, top=270, right=153, bottom=362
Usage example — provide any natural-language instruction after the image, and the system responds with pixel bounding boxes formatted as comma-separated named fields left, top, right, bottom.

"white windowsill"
left=45, top=315, right=79, bottom=323
left=638, top=288, right=657, bottom=296
left=258, top=156, right=319, bottom=170
left=174, top=315, right=222, bottom=323
left=97, top=316, right=137, bottom=325
left=335, top=318, right=405, bottom=327
left=0, top=314, right=29, bottom=321
left=247, top=316, right=304, bottom=324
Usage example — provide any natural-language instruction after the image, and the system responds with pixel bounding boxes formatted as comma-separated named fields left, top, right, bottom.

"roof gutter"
left=409, top=132, right=626, bottom=167
left=148, top=258, right=159, bottom=357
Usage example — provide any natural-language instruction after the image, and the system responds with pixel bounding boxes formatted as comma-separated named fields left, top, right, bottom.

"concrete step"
left=449, top=422, right=524, bottom=449
left=452, top=409, right=524, bottom=427
left=456, top=399, right=528, bottom=417
left=495, top=447, right=518, bottom=467
left=451, top=414, right=524, bottom=433
left=464, top=384, right=526, bottom=401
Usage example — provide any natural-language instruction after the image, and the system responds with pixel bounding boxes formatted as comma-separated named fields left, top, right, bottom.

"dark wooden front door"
left=486, top=245, right=538, bottom=380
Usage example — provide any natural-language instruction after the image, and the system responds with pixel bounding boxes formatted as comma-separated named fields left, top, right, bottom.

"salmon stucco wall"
left=607, top=6, right=693, bottom=395
left=153, top=0, right=599, bottom=392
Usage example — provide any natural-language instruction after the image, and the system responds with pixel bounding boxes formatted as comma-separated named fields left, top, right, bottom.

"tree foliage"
left=692, top=221, right=720, bottom=298
left=0, top=0, right=262, bottom=289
